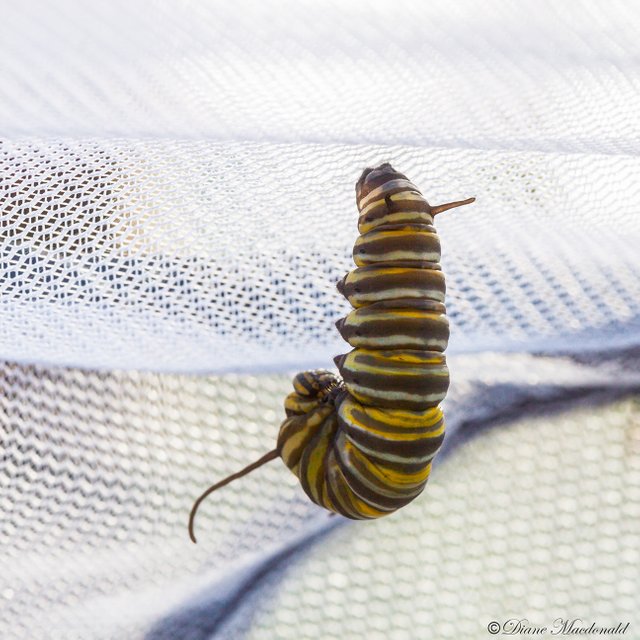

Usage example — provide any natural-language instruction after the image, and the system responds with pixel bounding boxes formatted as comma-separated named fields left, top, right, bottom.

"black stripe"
left=333, top=434, right=419, bottom=509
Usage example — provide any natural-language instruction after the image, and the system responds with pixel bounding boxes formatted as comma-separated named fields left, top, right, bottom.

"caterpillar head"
left=355, top=164, right=430, bottom=233
left=356, top=163, right=475, bottom=233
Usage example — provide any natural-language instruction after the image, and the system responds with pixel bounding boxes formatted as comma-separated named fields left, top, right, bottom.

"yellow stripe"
left=358, top=229, right=436, bottom=241
left=349, top=266, right=418, bottom=282
left=379, top=461, right=432, bottom=486
left=280, top=430, right=309, bottom=468
left=351, top=310, right=445, bottom=322
left=279, top=405, right=333, bottom=470
left=345, top=440, right=431, bottom=488
left=354, top=250, right=440, bottom=267
left=349, top=289, right=444, bottom=307
left=302, top=427, right=333, bottom=504
left=284, top=392, right=319, bottom=415
left=340, top=405, right=444, bottom=433
left=341, top=401, right=443, bottom=428
left=349, top=422, right=444, bottom=442
left=351, top=349, right=445, bottom=364
left=363, top=405, right=443, bottom=428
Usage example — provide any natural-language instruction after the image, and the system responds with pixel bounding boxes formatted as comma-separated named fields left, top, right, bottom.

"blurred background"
left=1, top=1, right=639, bottom=638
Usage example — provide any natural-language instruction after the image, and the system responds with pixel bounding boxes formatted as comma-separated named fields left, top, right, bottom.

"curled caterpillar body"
left=188, top=165, right=474, bottom=541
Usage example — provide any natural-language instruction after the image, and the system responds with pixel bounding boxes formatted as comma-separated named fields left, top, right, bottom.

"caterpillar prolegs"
left=189, top=164, right=474, bottom=542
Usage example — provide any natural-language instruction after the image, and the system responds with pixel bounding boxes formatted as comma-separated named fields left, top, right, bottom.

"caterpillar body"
left=189, top=164, right=474, bottom=541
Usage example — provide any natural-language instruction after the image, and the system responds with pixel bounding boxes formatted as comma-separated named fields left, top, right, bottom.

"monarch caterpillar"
left=189, top=164, right=474, bottom=542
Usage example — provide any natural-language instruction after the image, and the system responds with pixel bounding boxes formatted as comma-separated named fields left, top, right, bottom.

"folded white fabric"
left=1, top=1, right=639, bottom=638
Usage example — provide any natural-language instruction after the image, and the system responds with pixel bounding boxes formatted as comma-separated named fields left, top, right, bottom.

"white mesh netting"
left=1, top=1, right=640, bottom=639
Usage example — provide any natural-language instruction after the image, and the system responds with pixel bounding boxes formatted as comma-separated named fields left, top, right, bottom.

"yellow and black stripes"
left=337, top=264, right=445, bottom=308
left=335, top=348, right=449, bottom=411
left=353, top=223, right=441, bottom=266
left=274, top=164, right=474, bottom=520
left=335, top=299, right=449, bottom=351
left=188, top=164, right=474, bottom=542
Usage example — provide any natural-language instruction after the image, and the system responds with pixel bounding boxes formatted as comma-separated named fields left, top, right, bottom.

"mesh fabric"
left=1, top=1, right=640, bottom=639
